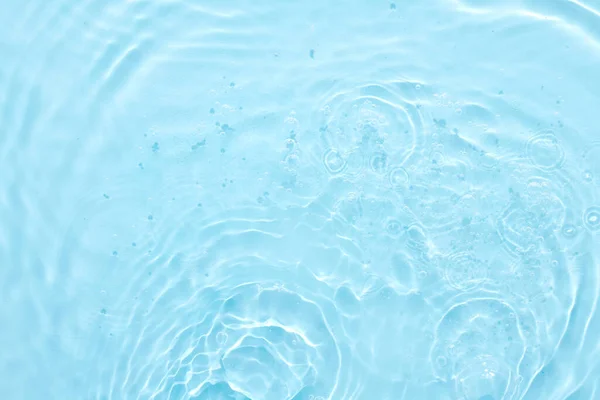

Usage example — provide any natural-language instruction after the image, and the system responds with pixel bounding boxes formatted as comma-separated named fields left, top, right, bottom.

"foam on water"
left=2, top=0, right=600, bottom=399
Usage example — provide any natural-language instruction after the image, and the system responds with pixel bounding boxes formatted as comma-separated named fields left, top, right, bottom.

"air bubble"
left=385, top=218, right=403, bottom=237
left=323, top=149, right=346, bottom=174
left=583, top=206, right=600, bottom=233
left=216, top=331, right=228, bottom=346
left=561, top=223, right=577, bottom=238
left=389, top=167, right=409, bottom=188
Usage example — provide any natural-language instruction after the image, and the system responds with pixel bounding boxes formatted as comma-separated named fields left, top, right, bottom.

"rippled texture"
left=2, top=0, right=600, bottom=399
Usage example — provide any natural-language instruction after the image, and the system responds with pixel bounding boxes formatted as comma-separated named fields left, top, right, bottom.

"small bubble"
left=584, top=206, right=600, bottom=232
left=285, top=153, right=299, bottom=167
left=385, top=219, right=402, bottom=236
left=284, top=138, right=296, bottom=150
left=216, top=331, right=228, bottom=346
left=323, top=149, right=346, bottom=174
left=583, top=170, right=593, bottom=182
left=389, top=167, right=409, bottom=188
left=561, top=223, right=577, bottom=238
left=418, top=270, right=428, bottom=279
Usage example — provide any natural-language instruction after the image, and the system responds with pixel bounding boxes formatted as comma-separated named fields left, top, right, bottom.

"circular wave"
left=583, top=205, right=600, bottom=233
left=314, top=81, right=425, bottom=185
left=441, top=251, right=488, bottom=291
left=526, top=130, right=565, bottom=171
left=87, top=204, right=372, bottom=400
left=496, top=177, right=567, bottom=256
left=430, top=297, right=537, bottom=400
left=6, top=0, right=600, bottom=397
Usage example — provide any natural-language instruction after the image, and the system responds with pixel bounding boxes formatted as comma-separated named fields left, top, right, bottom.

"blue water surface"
left=2, top=0, right=600, bottom=399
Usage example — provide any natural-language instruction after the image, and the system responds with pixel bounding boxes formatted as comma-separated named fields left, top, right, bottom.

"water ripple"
left=3, top=0, right=600, bottom=398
